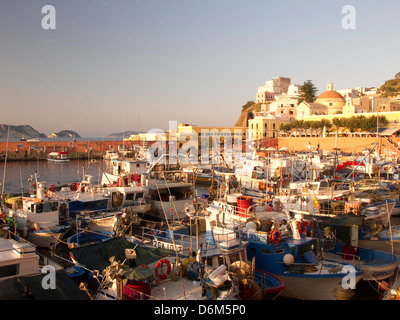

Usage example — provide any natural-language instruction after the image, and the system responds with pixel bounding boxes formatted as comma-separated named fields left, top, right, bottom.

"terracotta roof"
left=316, top=90, right=345, bottom=100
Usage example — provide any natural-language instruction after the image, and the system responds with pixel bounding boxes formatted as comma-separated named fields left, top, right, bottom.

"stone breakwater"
left=0, top=140, right=132, bottom=161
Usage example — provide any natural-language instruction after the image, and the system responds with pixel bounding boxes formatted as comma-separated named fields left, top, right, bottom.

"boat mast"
left=1, top=125, right=10, bottom=200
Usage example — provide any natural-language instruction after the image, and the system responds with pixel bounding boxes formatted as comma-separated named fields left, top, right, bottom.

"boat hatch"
left=288, top=238, right=316, bottom=258
left=273, top=244, right=285, bottom=254
left=303, top=250, right=320, bottom=265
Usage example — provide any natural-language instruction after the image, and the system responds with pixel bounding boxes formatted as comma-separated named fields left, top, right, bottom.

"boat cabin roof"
left=0, top=238, right=37, bottom=265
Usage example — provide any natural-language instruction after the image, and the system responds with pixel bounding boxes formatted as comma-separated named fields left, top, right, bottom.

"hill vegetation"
left=280, top=115, right=389, bottom=134
left=0, top=124, right=46, bottom=139
left=235, top=101, right=262, bottom=127
left=379, top=72, right=400, bottom=97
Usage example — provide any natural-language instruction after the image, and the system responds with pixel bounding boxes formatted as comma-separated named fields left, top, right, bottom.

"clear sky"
left=1, top=0, right=400, bottom=137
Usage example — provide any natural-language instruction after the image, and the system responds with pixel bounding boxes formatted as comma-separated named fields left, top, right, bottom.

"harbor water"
left=0, top=159, right=211, bottom=198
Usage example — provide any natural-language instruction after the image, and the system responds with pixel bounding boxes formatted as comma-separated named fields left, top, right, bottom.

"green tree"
left=298, top=80, right=318, bottom=104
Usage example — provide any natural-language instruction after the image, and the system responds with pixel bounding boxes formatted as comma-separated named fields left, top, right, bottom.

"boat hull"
left=360, top=261, right=399, bottom=281
left=278, top=273, right=363, bottom=300
left=26, top=225, right=71, bottom=248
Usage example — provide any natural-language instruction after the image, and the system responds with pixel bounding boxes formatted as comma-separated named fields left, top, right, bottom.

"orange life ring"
left=155, top=258, right=171, bottom=280
left=48, top=184, right=56, bottom=192
left=269, top=229, right=281, bottom=244
left=70, top=182, right=78, bottom=191
left=297, top=221, right=307, bottom=234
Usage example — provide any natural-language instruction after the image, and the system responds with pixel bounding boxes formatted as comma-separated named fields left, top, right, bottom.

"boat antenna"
left=337, top=142, right=378, bottom=190
left=1, top=125, right=10, bottom=200
left=154, top=179, right=187, bottom=299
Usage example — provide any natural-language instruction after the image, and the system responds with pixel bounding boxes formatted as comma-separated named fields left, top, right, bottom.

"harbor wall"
left=278, top=136, right=400, bottom=155
left=0, top=140, right=132, bottom=161
left=2, top=136, right=400, bottom=161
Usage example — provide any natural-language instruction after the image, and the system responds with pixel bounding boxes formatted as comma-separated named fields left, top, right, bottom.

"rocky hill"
left=0, top=124, right=47, bottom=139
left=234, top=102, right=262, bottom=127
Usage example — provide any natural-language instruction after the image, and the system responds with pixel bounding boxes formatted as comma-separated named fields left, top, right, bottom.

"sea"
left=0, top=137, right=121, bottom=143
left=0, top=159, right=211, bottom=197
left=0, top=159, right=101, bottom=195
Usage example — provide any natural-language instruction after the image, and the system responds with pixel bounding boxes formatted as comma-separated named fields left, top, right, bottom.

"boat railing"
left=278, top=260, right=348, bottom=274
left=140, top=226, right=242, bottom=253
left=324, top=251, right=362, bottom=264
left=211, top=201, right=259, bottom=219
left=1, top=228, right=37, bottom=247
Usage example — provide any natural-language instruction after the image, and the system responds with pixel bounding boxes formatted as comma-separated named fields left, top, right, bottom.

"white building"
left=256, top=77, right=292, bottom=103
left=337, top=88, right=360, bottom=99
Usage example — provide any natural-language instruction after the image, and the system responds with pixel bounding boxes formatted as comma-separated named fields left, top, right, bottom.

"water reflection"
left=0, top=160, right=102, bottom=195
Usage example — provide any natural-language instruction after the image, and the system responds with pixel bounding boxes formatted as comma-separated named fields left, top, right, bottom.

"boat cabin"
left=110, top=159, right=147, bottom=176
left=0, top=237, right=39, bottom=281
left=5, top=196, right=68, bottom=230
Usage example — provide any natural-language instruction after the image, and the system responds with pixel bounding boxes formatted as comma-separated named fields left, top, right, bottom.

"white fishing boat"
left=100, top=158, right=148, bottom=186
left=2, top=183, right=72, bottom=248
left=0, top=236, right=40, bottom=281
left=47, top=152, right=69, bottom=163
left=103, top=150, right=119, bottom=161
left=141, top=171, right=195, bottom=221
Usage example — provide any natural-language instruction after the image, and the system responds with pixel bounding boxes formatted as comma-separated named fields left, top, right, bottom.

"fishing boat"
left=243, top=219, right=364, bottom=300
left=47, top=152, right=69, bottom=163
left=100, top=158, right=148, bottom=186
left=0, top=235, right=40, bottom=281
left=67, top=230, right=114, bottom=250
left=358, top=222, right=400, bottom=255
left=103, top=150, right=119, bottom=161
left=67, top=236, right=240, bottom=300
left=183, top=165, right=213, bottom=185
left=289, top=205, right=400, bottom=283
left=1, top=183, right=72, bottom=248
left=323, top=243, right=399, bottom=281
left=203, top=179, right=363, bottom=300
left=54, top=175, right=115, bottom=231
left=130, top=218, right=285, bottom=300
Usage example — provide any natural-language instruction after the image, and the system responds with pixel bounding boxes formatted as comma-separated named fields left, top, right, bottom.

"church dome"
left=317, top=90, right=344, bottom=100
left=316, top=83, right=345, bottom=102
left=315, top=83, right=346, bottom=115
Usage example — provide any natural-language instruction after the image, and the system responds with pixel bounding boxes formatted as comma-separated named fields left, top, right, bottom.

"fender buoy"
left=138, top=264, right=149, bottom=269
left=298, top=221, right=307, bottom=234
left=269, top=229, right=281, bottom=244
left=155, top=258, right=171, bottom=280
left=48, top=184, right=56, bottom=192
left=70, top=182, right=78, bottom=191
